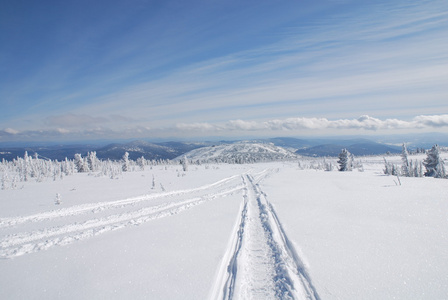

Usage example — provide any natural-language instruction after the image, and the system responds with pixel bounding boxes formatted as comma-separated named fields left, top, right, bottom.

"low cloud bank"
left=176, top=114, right=448, bottom=132
left=2, top=114, right=448, bottom=142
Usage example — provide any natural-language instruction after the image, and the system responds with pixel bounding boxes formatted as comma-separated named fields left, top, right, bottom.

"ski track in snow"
left=0, top=175, right=244, bottom=259
left=0, top=174, right=241, bottom=228
left=211, top=171, right=320, bottom=300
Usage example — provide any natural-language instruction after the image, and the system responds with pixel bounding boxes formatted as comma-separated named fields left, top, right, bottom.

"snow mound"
left=179, top=142, right=299, bottom=163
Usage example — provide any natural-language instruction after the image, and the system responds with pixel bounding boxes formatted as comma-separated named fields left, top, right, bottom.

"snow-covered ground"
left=1, top=156, right=448, bottom=299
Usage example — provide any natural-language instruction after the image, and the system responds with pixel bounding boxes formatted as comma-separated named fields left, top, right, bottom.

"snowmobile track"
left=212, top=172, right=320, bottom=300
left=0, top=174, right=241, bottom=228
left=0, top=175, right=244, bottom=259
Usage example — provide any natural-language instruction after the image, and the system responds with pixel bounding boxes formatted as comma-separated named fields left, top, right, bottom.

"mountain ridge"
left=0, top=136, right=445, bottom=161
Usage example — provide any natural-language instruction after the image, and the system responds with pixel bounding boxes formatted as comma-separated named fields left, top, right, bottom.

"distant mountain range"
left=94, top=140, right=209, bottom=161
left=0, top=135, right=445, bottom=161
left=294, top=140, right=401, bottom=157
left=0, top=141, right=210, bottom=161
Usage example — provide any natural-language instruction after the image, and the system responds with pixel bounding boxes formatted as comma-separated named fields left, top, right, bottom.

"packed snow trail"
left=0, top=174, right=241, bottom=228
left=212, top=173, right=320, bottom=300
left=0, top=175, right=244, bottom=258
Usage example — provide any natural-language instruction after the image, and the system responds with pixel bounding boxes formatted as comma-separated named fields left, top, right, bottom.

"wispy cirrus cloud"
left=76, top=1, right=448, bottom=126
left=43, top=113, right=141, bottom=129
left=44, top=114, right=110, bottom=128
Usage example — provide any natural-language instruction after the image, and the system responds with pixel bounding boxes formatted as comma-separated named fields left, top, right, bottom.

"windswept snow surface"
left=1, top=156, right=448, bottom=299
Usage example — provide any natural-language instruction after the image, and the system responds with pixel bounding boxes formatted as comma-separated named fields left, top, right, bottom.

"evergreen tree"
left=137, top=156, right=146, bottom=170
left=423, top=144, right=446, bottom=178
left=1, top=173, right=9, bottom=190
left=23, top=151, right=29, bottom=182
left=122, top=152, right=130, bottom=172
left=87, top=151, right=98, bottom=172
left=401, top=143, right=410, bottom=177
left=181, top=155, right=189, bottom=172
left=337, top=149, right=352, bottom=171
left=74, top=154, right=88, bottom=172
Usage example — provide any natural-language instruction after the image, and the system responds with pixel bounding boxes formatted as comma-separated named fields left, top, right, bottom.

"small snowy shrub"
left=55, top=193, right=61, bottom=205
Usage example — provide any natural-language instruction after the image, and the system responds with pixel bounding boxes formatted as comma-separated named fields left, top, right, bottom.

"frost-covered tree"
left=87, top=151, right=99, bottom=172
left=350, top=153, right=356, bottom=170
left=337, top=149, right=352, bottom=171
left=62, top=157, right=73, bottom=176
left=323, top=158, right=333, bottom=171
left=386, top=162, right=399, bottom=176
left=416, top=161, right=424, bottom=177
left=181, top=155, right=188, bottom=172
left=74, top=154, right=83, bottom=172
left=137, top=156, right=146, bottom=170
left=11, top=175, right=17, bottom=189
left=1, top=172, right=9, bottom=190
left=74, top=154, right=89, bottom=173
left=401, top=143, right=410, bottom=177
left=22, top=151, right=29, bottom=182
left=423, top=144, right=446, bottom=178
left=122, top=152, right=130, bottom=172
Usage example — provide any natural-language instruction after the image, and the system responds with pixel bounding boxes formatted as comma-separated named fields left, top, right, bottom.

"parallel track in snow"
left=0, top=175, right=244, bottom=259
left=211, top=172, right=320, bottom=300
left=0, top=175, right=241, bottom=228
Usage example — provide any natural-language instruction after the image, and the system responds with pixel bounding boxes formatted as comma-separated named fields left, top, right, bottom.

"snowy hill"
left=179, top=142, right=299, bottom=163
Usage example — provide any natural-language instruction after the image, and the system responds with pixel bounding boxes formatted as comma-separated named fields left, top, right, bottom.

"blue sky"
left=1, top=0, right=447, bottom=142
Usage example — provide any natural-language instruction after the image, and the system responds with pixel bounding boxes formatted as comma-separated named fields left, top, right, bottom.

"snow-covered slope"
left=179, top=142, right=299, bottom=163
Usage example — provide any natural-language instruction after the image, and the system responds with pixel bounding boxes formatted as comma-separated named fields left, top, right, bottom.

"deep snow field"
left=1, top=155, right=448, bottom=299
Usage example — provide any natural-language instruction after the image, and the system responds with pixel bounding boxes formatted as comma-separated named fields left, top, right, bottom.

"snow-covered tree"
left=401, top=143, right=410, bottom=177
left=416, top=161, right=424, bottom=177
left=122, top=152, right=130, bottom=172
left=74, top=154, right=89, bottom=173
left=87, top=151, right=99, bottom=172
left=137, top=156, right=146, bottom=170
left=423, top=144, right=446, bottom=178
left=1, top=172, right=9, bottom=190
left=337, top=149, right=352, bottom=171
left=62, top=157, right=73, bottom=176
left=23, top=151, right=29, bottom=182
left=181, top=155, right=188, bottom=172
left=383, top=158, right=400, bottom=176
left=323, top=158, right=333, bottom=171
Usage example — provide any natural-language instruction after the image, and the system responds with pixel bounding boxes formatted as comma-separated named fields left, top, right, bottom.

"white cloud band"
left=176, top=114, right=448, bottom=132
left=2, top=114, right=448, bottom=141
